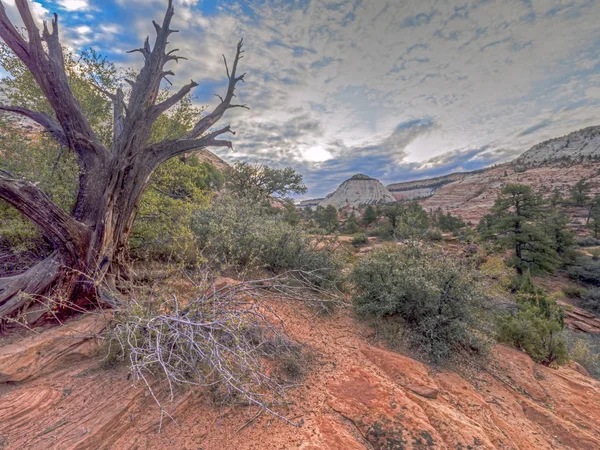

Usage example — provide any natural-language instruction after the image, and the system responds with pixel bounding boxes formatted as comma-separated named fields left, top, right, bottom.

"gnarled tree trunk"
left=0, top=0, right=247, bottom=323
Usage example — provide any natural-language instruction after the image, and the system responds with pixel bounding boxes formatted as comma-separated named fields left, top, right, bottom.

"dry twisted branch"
left=107, top=270, right=344, bottom=429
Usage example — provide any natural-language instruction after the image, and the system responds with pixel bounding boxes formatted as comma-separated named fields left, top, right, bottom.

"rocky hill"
left=516, top=126, right=600, bottom=166
left=420, top=162, right=600, bottom=223
left=317, top=174, right=395, bottom=209
left=404, top=125, right=600, bottom=223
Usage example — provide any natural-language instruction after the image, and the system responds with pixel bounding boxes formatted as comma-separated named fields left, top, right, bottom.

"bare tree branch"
left=0, top=175, right=91, bottom=257
left=0, top=0, right=107, bottom=159
left=186, top=39, right=246, bottom=140
left=0, top=105, right=68, bottom=146
left=150, top=125, right=235, bottom=163
left=151, top=80, right=198, bottom=118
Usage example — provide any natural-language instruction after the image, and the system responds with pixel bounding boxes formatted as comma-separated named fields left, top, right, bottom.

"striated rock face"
left=1, top=300, right=600, bottom=449
left=419, top=162, right=600, bottom=224
left=517, top=126, right=600, bottom=166
left=318, top=174, right=395, bottom=209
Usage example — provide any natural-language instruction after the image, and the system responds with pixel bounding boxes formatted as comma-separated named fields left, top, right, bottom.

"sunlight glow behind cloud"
left=6, top=0, right=600, bottom=198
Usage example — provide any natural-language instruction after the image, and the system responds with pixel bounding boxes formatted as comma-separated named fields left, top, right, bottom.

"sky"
left=3, top=0, right=600, bottom=199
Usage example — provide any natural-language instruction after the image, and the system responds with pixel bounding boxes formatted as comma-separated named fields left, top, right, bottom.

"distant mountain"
left=516, top=125, right=600, bottom=166
left=317, top=174, right=395, bottom=209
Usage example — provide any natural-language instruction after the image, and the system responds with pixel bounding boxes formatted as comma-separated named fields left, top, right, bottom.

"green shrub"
left=350, top=245, right=488, bottom=362
left=192, top=195, right=344, bottom=289
left=562, top=286, right=587, bottom=299
left=351, top=233, right=369, bottom=246
left=581, top=288, right=600, bottom=313
left=423, top=228, right=443, bottom=241
left=568, top=255, right=600, bottom=286
left=565, top=330, right=600, bottom=379
left=496, top=281, right=568, bottom=365
left=577, top=236, right=600, bottom=247
left=130, top=158, right=222, bottom=262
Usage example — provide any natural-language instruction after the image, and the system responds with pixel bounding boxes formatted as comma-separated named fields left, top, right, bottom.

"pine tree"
left=316, top=205, right=339, bottom=232
left=489, top=184, right=559, bottom=275
left=362, top=205, right=377, bottom=226
left=570, top=179, right=592, bottom=207
left=542, top=207, right=575, bottom=258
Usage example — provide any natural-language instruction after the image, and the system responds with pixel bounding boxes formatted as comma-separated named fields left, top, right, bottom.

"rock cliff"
left=318, top=174, right=395, bottom=209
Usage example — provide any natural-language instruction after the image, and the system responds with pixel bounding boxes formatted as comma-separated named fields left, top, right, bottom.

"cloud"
left=57, top=0, right=92, bottom=11
left=5, top=0, right=600, bottom=199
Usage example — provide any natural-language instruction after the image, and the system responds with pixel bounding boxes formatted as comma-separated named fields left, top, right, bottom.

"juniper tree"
left=0, top=0, right=248, bottom=320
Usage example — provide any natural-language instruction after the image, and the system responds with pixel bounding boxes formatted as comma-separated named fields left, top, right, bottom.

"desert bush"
left=192, top=195, right=344, bottom=289
left=565, top=331, right=600, bottom=379
left=105, top=275, right=328, bottom=423
left=568, top=255, right=600, bottom=286
left=351, top=233, right=369, bottom=246
left=496, top=278, right=568, bottom=365
left=350, top=245, right=489, bottom=362
left=423, top=228, right=443, bottom=241
left=562, top=286, right=587, bottom=299
left=577, top=236, right=600, bottom=248
left=581, top=288, right=600, bottom=313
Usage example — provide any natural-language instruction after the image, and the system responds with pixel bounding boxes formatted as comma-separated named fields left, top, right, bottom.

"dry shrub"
left=105, top=271, right=342, bottom=426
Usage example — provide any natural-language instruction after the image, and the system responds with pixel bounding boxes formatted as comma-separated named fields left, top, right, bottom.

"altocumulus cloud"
left=4, top=0, right=600, bottom=198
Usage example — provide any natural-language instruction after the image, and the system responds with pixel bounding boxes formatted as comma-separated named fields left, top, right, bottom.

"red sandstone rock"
left=1, top=303, right=600, bottom=449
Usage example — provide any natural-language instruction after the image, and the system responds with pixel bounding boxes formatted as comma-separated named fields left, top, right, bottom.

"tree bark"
left=0, top=0, right=246, bottom=323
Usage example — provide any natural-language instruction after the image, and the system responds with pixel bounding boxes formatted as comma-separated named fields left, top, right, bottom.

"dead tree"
left=0, top=0, right=247, bottom=321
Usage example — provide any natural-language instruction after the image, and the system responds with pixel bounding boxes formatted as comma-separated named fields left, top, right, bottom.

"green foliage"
left=351, top=233, right=369, bottom=246
left=565, top=331, right=600, bottom=379
left=432, top=208, right=466, bottom=234
left=562, top=286, right=587, bottom=299
left=351, top=245, right=488, bottom=362
left=0, top=44, right=117, bottom=146
left=377, top=201, right=429, bottom=241
left=569, top=179, right=592, bottom=207
left=192, top=195, right=343, bottom=289
left=362, top=205, right=377, bottom=226
left=568, top=255, right=600, bottom=286
left=541, top=208, right=575, bottom=258
left=497, top=277, right=568, bottom=365
left=577, top=236, right=600, bottom=247
left=0, top=123, right=78, bottom=256
left=483, top=184, right=559, bottom=275
left=315, top=205, right=339, bottom=232
left=344, top=213, right=360, bottom=234
left=130, top=156, right=222, bottom=261
left=581, top=288, right=600, bottom=313
left=225, top=161, right=307, bottom=202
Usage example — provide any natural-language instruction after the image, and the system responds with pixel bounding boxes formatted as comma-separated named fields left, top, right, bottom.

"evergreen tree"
left=345, top=212, right=360, bottom=234
left=488, top=184, right=559, bottom=275
left=542, top=207, right=575, bottom=258
left=378, top=201, right=428, bottom=241
left=550, top=188, right=563, bottom=207
left=570, top=179, right=592, bottom=207
left=316, top=205, right=338, bottom=232
left=362, top=205, right=377, bottom=226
